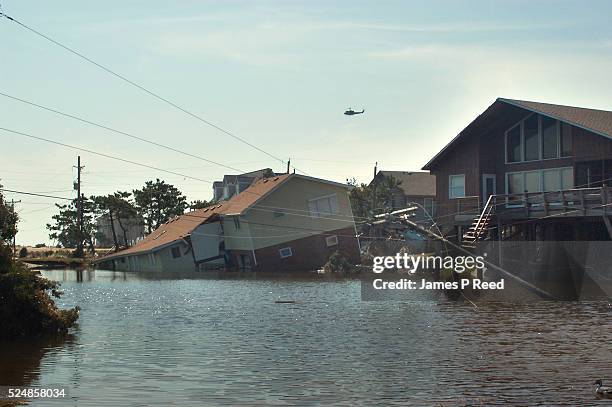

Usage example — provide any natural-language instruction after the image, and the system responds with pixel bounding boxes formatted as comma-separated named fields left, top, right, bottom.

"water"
left=1, top=269, right=611, bottom=406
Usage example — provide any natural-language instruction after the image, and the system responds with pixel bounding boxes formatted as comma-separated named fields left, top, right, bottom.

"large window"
left=541, top=116, right=558, bottom=159
left=543, top=168, right=573, bottom=191
left=560, top=122, right=572, bottom=157
left=449, top=175, right=465, bottom=199
left=506, top=167, right=574, bottom=202
left=308, top=194, right=339, bottom=217
left=505, top=114, right=572, bottom=162
left=523, top=115, right=539, bottom=161
left=506, top=125, right=521, bottom=163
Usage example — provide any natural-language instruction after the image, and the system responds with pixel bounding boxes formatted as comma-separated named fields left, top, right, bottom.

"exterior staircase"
left=462, top=195, right=495, bottom=248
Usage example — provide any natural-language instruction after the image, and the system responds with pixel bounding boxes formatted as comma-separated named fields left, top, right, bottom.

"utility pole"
left=74, top=156, right=85, bottom=257
left=10, top=199, right=21, bottom=258
left=286, top=158, right=291, bottom=174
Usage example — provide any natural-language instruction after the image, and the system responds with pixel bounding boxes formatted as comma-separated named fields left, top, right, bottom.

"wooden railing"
left=454, top=195, right=481, bottom=216
left=493, top=186, right=612, bottom=219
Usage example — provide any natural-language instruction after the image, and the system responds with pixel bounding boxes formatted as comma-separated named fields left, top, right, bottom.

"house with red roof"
left=94, top=174, right=360, bottom=272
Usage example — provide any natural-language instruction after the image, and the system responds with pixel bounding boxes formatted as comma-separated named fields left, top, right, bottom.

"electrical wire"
left=0, top=91, right=246, bottom=174
left=0, top=127, right=214, bottom=184
left=0, top=12, right=308, bottom=175
left=0, top=188, right=72, bottom=201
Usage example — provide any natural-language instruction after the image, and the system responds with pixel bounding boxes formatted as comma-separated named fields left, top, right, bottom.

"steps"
left=462, top=195, right=495, bottom=248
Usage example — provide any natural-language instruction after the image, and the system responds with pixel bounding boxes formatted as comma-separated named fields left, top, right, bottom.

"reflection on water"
left=1, top=269, right=611, bottom=406
left=0, top=335, right=75, bottom=387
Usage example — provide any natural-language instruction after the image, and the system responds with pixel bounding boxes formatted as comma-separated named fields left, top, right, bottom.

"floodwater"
left=1, top=269, right=611, bottom=406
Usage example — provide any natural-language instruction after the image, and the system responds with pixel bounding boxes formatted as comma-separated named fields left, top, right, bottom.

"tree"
left=133, top=179, right=188, bottom=234
left=0, top=183, right=18, bottom=271
left=189, top=200, right=210, bottom=210
left=92, top=192, right=141, bottom=250
left=0, top=183, right=79, bottom=338
left=0, top=184, right=18, bottom=244
left=347, top=175, right=403, bottom=220
left=373, top=175, right=403, bottom=211
left=47, top=197, right=96, bottom=255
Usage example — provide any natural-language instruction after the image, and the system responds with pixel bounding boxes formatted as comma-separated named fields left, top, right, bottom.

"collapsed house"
left=93, top=174, right=360, bottom=272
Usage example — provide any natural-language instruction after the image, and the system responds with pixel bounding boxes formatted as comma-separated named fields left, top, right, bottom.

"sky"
left=2, top=0, right=612, bottom=245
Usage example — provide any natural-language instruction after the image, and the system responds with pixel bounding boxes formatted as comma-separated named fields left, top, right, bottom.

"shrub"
left=323, top=251, right=354, bottom=273
left=19, top=247, right=28, bottom=258
left=0, top=244, right=79, bottom=338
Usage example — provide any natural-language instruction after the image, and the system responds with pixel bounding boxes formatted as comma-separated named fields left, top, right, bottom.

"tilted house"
left=94, top=174, right=360, bottom=272
left=423, top=98, right=612, bottom=244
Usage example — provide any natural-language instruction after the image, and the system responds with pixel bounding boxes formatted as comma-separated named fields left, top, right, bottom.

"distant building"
left=212, top=168, right=278, bottom=201
left=370, top=170, right=436, bottom=220
left=94, top=174, right=360, bottom=272
left=95, top=214, right=144, bottom=248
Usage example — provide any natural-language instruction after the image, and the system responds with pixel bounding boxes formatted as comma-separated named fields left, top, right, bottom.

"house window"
left=325, top=235, right=338, bottom=247
left=171, top=246, right=181, bottom=259
left=214, top=187, right=224, bottom=200
left=308, top=194, right=339, bottom=217
left=523, top=115, right=539, bottom=161
left=423, top=198, right=434, bottom=217
left=279, top=247, right=293, bottom=258
left=543, top=167, right=574, bottom=191
left=505, top=114, right=572, bottom=163
left=226, top=184, right=237, bottom=198
left=449, top=175, right=465, bottom=199
left=506, top=125, right=521, bottom=163
left=233, top=216, right=241, bottom=229
left=506, top=167, right=573, bottom=203
left=541, top=116, right=558, bottom=159
left=560, top=123, right=572, bottom=157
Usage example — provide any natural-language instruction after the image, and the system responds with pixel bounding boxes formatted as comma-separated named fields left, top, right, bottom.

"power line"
left=1, top=12, right=308, bottom=175
left=0, top=91, right=246, bottom=174
left=0, top=126, right=214, bottom=184
left=0, top=188, right=72, bottom=201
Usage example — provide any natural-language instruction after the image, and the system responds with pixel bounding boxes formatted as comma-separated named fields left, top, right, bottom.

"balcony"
left=495, top=187, right=612, bottom=220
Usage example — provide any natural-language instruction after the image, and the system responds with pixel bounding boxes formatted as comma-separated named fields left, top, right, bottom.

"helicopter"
left=344, top=108, right=365, bottom=116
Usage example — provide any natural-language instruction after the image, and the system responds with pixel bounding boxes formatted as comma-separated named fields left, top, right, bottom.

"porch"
left=453, top=186, right=612, bottom=222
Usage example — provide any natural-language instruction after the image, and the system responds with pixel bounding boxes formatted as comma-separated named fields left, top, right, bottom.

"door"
left=482, top=174, right=496, bottom=204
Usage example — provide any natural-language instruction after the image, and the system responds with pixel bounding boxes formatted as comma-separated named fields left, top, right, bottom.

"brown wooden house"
left=422, top=98, right=612, bottom=244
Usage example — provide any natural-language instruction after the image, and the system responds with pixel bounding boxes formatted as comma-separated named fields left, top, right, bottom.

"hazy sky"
left=2, top=0, right=612, bottom=245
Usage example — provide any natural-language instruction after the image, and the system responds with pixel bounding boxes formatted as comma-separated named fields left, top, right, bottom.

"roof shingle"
left=96, top=174, right=292, bottom=261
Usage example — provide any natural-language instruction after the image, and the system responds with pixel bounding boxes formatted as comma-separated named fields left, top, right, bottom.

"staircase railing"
left=473, top=195, right=495, bottom=236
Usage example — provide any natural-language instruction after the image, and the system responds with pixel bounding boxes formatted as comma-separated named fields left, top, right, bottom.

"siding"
left=431, top=113, right=612, bottom=233
left=239, top=176, right=356, bottom=250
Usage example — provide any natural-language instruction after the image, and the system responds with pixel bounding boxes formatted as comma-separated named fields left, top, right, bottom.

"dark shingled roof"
left=423, top=98, right=612, bottom=170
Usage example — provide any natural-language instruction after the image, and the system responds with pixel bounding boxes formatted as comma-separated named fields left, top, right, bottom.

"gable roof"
left=95, top=173, right=352, bottom=263
left=95, top=174, right=292, bottom=262
left=499, top=98, right=612, bottom=140
left=373, top=171, right=436, bottom=196
left=423, top=98, right=612, bottom=170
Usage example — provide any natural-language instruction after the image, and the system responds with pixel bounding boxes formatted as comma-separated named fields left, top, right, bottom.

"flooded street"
left=2, top=269, right=612, bottom=406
